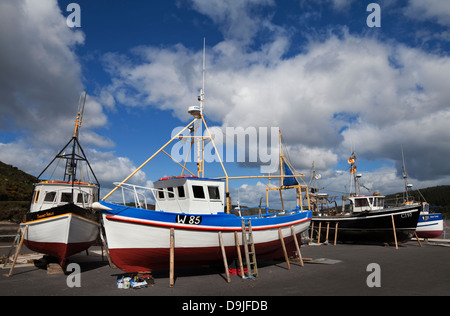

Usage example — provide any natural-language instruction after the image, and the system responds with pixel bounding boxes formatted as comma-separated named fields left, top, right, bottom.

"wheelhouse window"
left=44, top=192, right=56, bottom=203
left=77, top=192, right=89, bottom=204
left=157, top=190, right=165, bottom=200
left=177, top=186, right=185, bottom=198
left=61, top=192, right=73, bottom=203
left=167, top=187, right=174, bottom=198
left=208, top=186, right=220, bottom=200
left=374, top=197, right=384, bottom=207
left=355, top=198, right=368, bottom=207
left=33, top=190, right=40, bottom=203
left=192, top=185, right=205, bottom=199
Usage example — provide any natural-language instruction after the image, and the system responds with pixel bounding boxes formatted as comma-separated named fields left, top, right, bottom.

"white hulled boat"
left=415, top=202, right=443, bottom=239
left=20, top=93, right=100, bottom=265
left=94, top=49, right=312, bottom=274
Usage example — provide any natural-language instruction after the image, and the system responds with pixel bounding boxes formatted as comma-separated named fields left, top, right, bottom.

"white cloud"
left=0, top=0, right=126, bottom=191
left=101, top=24, right=450, bottom=186
left=189, top=0, right=276, bottom=44
left=0, top=0, right=85, bottom=144
left=404, top=0, right=450, bottom=27
left=6, top=0, right=447, bottom=202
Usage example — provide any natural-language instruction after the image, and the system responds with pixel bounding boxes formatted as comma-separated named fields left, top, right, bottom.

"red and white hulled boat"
left=416, top=202, right=444, bottom=239
left=95, top=176, right=311, bottom=273
left=94, top=75, right=312, bottom=273
left=20, top=94, right=100, bottom=265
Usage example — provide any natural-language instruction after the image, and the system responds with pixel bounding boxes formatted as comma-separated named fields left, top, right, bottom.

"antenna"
left=200, top=37, right=206, bottom=115
left=188, top=38, right=206, bottom=118
left=401, top=145, right=410, bottom=202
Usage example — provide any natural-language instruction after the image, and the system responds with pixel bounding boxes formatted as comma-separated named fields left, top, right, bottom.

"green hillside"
left=385, top=185, right=450, bottom=215
left=0, top=161, right=37, bottom=222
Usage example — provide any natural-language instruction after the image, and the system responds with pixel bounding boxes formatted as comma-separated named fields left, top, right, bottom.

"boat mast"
left=102, top=39, right=232, bottom=212
left=66, top=90, right=87, bottom=183
left=401, top=146, right=410, bottom=202
left=197, top=38, right=206, bottom=177
left=348, top=152, right=358, bottom=196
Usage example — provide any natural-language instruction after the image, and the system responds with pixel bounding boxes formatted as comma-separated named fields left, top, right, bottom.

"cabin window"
left=167, top=187, right=174, bottom=198
left=61, top=193, right=73, bottom=203
left=192, top=185, right=205, bottom=199
left=77, top=193, right=89, bottom=204
left=208, top=186, right=220, bottom=200
left=158, top=189, right=164, bottom=200
left=374, top=197, right=384, bottom=207
left=355, top=198, right=368, bottom=207
left=177, top=186, right=185, bottom=198
left=33, top=190, right=40, bottom=203
left=44, top=192, right=56, bottom=203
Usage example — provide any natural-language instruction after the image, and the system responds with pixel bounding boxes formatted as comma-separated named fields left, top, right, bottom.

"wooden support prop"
left=99, top=228, right=114, bottom=268
left=310, top=221, right=314, bottom=241
left=219, top=232, right=231, bottom=283
left=169, top=228, right=175, bottom=287
left=391, top=215, right=398, bottom=249
left=3, top=226, right=21, bottom=265
left=234, top=231, right=245, bottom=278
left=414, top=232, right=422, bottom=247
left=325, top=222, right=330, bottom=244
left=317, top=222, right=322, bottom=245
left=290, top=226, right=303, bottom=267
left=7, top=225, right=28, bottom=277
left=334, top=222, right=339, bottom=246
left=278, top=228, right=290, bottom=270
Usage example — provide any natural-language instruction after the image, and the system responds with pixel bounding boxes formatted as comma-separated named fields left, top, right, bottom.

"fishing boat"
left=415, top=203, right=443, bottom=239
left=399, top=149, right=443, bottom=239
left=93, top=48, right=312, bottom=274
left=20, top=92, right=100, bottom=264
left=310, top=153, right=420, bottom=244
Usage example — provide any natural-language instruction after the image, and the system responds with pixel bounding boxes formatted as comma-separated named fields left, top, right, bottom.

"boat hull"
left=416, top=213, right=443, bottom=239
left=311, top=204, right=421, bottom=244
left=21, top=204, right=99, bottom=263
left=100, top=201, right=312, bottom=273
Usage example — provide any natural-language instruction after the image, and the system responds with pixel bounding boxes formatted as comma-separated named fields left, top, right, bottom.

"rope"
left=443, top=220, right=450, bottom=230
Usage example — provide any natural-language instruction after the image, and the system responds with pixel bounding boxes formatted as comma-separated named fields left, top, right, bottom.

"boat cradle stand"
left=310, top=217, right=423, bottom=248
left=310, top=221, right=339, bottom=246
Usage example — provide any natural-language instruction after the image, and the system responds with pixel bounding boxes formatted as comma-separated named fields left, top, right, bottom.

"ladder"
left=241, top=219, right=258, bottom=278
left=2, top=225, right=28, bottom=277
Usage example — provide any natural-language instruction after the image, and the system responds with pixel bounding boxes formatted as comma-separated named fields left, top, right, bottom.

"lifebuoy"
left=158, top=175, right=198, bottom=181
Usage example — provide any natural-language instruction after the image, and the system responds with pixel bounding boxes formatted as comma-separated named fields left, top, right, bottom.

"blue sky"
left=1, top=0, right=450, bottom=208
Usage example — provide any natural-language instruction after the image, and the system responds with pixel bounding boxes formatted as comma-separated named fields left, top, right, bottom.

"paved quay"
left=1, top=240, right=449, bottom=297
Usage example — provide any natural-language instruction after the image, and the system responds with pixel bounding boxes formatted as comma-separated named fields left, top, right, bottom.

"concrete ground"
left=1, top=240, right=449, bottom=298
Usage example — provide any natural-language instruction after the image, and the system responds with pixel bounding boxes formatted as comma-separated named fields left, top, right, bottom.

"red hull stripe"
left=416, top=230, right=443, bottom=239
left=24, top=240, right=96, bottom=261
left=105, top=215, right=310, bottom=232
left=109, top=235, right=301, bottom=272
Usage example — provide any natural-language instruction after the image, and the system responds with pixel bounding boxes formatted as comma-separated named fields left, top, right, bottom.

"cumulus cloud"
left=404, top=0, right=450, bottom=27
left=189, top=0, right=276, bottom=45
left=102, top=25, right=450, bottom=184
left=0, top=0, right=122, bottom=188
left=0, top=0, right=84, bottom=145
left=3, top=0, right=449, bottom=208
